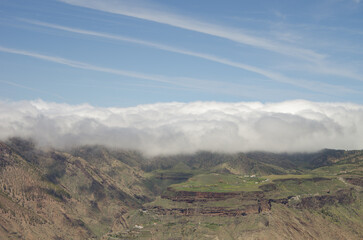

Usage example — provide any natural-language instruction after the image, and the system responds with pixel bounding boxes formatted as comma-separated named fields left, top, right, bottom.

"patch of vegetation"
left=144, top=196, right=190, bottom=209
left=265, top=177, right=347, bottom=199
left=165, top=222, right=177, bottom=227
left=43, top=187, right=71, bottom=201
left=170, top=173, right=268, bottom=192
left=144, top=167, right=202, bottom=194
left=265, top=174, right=313, bottom=180
left=203, top=222, right=222, bottom=230
left=90, top=180, right=106, bottom=200
left=6, top=137, right=38, bottom=164
left=312, top=159, right=363, bottom=177
left=320, top=207, right=340, bottom=222
left=44, top=153, right=67, bottom=184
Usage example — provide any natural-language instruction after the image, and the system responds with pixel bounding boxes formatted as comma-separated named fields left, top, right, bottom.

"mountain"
left=0, top=138, right=151, bottom=239
left=0, top=138, right=362, bottom=239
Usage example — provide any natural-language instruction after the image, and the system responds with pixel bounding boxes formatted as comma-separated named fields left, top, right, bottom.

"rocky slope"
left=0, top=138, right=362, bottom=239
left=0, top=139, right=151, bottom=239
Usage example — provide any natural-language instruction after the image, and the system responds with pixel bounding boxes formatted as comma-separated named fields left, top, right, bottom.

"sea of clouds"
left=1, top=99, right=363, bottom=156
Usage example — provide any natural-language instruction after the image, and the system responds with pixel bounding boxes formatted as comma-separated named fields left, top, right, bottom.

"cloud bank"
left=1, top=100, right=363, bottom=156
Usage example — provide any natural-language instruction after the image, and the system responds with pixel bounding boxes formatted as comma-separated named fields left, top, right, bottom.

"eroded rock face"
left=0, top=142, right=13, bottom=167
left=155, top=188, right=275, bottom=216
left=149, top=201, right=271, bottom=216
left=162, top=188, right=265, bottom=202
left=344, top=177, right=363, bottom=187
left=294, top=189, right=355, bottom=209
left=156, top=187, right=357, bottom=217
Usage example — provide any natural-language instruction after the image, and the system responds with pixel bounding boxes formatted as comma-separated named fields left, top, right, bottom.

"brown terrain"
left=0, top=139, right=362, bottom=239
left=0, top=140, right=151, bottom=239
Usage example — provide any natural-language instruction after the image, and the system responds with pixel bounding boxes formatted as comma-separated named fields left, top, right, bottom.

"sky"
left=1, top=0, right=363, bottom=154
left=1, top=0, right=363, bottom=106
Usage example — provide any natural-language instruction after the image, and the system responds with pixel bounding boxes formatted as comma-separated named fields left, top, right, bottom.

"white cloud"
left=1, top=99, right=363, bottom=156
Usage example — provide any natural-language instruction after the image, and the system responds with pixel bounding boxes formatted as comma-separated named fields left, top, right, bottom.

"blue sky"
left=1, top=0, right=363, bottom=107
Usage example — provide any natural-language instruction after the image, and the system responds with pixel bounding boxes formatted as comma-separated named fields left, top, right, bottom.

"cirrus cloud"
left=1, top=99, right=363, bottom=156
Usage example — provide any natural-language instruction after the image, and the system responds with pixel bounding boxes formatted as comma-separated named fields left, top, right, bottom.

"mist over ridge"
left=1, top=99, right=363, bottom=156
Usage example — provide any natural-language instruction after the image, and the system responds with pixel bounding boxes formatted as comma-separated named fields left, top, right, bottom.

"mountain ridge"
left=0, top=138, right=362, bottom=239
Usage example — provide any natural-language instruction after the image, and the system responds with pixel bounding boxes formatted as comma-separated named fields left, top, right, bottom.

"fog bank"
left=1, top=99, right=363, bottom=156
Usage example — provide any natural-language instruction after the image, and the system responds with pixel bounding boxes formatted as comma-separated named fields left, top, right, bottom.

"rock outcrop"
left=156, top=186, right=357, bottom=217
left=294, top=188, right=356, bottom=209
left=162, top=187, right=265, bottom=202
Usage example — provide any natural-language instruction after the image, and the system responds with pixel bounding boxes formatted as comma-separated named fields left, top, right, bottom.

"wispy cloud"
left=56, top=0, right=363, bottom=87
left=0, top=46, right=183, bottom=84
left=19, top=20, right=355, bottom=95
left=58, top=0, right=325, bottom=62
left=0, top=45, right=269, bottom=96
left=298, top=62, right=363, bottom=82
left=1, top=99, right=363, bottom=155
left=0, top=79, right=65, bottom=100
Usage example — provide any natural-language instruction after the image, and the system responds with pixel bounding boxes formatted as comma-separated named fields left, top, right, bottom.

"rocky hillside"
left=0, top=138, right=362, bottom=239
left=0, top=139, right=151, bottom=239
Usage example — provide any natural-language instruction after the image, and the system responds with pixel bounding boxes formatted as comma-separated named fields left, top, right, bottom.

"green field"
left=170, top=173, right=268, bottom=192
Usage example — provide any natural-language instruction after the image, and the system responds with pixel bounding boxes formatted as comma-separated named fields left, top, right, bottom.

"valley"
left=0, top=138, right=362, bottom=239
